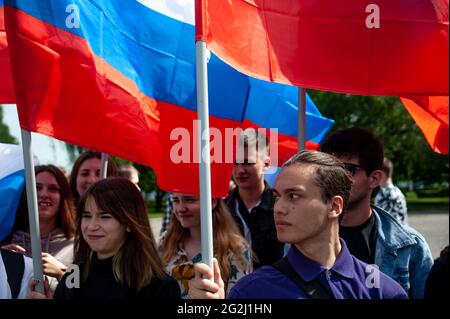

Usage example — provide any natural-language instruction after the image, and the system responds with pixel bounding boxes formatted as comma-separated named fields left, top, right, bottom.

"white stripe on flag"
left=137, top=0, right=195, bottom=25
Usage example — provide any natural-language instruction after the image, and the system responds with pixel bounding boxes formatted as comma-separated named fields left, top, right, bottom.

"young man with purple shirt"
left=188, top=150, right=407, bottom=299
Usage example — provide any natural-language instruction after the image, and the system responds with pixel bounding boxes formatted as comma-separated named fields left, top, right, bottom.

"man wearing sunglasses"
left=319, top=127, right=433, bottom=299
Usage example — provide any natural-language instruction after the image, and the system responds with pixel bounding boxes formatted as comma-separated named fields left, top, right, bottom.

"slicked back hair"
left=283, top=150, right=353, bottom=219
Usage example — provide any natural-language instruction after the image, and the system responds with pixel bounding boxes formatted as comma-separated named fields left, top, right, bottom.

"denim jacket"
left=372, top=205, right=433, bottom=299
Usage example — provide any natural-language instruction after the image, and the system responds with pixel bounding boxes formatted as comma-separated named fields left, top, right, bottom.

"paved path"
left=150, top=210, right=449, bottom=259
left=408, top=212, right=448, bottom=259
left=150, top=217, right=162, bottom=243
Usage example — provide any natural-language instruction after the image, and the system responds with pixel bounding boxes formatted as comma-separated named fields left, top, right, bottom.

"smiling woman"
left=31, top=177, right=181, bottom=299
left=69, top=151, right=118, bottom=206
left=1, top=165, right=75, bottom=291
left=159, top=193, right=253, bottom=298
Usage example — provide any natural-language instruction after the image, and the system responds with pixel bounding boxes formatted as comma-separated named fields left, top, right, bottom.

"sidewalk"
left=150, top=217, right=163, bottom=243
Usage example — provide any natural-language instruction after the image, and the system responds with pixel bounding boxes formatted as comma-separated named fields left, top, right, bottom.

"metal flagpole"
left=100, top=153, right=109, bottom=179
left=20, top=129, right=44, bottom=293
left=195, top=40, right=214, bottom=271
left=298, top=88, right=307, bottom=150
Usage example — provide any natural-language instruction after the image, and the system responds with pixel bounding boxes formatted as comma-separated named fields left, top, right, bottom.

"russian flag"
left=3, top=0, right=333, bottom=196
left=0, top=143, right=38, bottom=240
left=199, top=0, right=449, bottom=154
left=200, top=0, right=448, bottom=96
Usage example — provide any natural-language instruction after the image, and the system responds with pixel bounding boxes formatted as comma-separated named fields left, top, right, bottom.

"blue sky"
left=1, top=104, right=73, bottom=171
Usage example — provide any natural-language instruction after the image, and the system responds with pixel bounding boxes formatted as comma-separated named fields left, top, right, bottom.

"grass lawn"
left=148, top=212, right=163, bottom=219
left=405, top=192, right=449, bottom=212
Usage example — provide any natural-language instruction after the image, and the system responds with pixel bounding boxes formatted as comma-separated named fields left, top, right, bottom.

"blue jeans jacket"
left=372, top=205, right=433, bottom=299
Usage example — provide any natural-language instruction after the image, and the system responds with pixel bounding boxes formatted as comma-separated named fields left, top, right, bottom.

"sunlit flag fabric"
left=0, top=0, right=14, bottom=103
left=401, top=96, right=449, bottom=154
left=0, top=143, right=39, bottom=240
left=199, top=0, right=448, bottom=96
left=199, top=0, right=449, bottom=153
left=2, top=0, right=333, bottom=196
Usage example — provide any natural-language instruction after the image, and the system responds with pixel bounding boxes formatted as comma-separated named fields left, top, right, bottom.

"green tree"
left=0, top=106, right=17, bottom=144
left=65, top=143, right=84, bottom=162
left=309, top=91, right=448, bottom=185
left=134, top=164, right=167, bottom=212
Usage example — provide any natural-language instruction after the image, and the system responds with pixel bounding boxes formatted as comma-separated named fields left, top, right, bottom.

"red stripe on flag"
left=159, top=103, right=239, bottom=196
left=0, top=6, right=15, bottom=103
left=195, top=0, right=208, bottom=41
left=203, top=0, right=449, bottom=96
left=401, top=96, right=449, bottom=154
left=5, top=5, right=235, bottom=197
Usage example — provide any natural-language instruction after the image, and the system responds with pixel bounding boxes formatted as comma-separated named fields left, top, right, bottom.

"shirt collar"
left=259, top=181, right=275, bottom=211
left=331, top=239, right=355, bottom=279
left=232, top=180, right=274, bottom=212
left=286, top=239, right=355, bottom=281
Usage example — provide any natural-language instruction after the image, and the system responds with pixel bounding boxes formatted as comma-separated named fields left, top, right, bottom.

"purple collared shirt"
left=228, top=239, right=408, bottom=299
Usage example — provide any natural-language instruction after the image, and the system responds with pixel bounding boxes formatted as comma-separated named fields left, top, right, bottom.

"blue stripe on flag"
left=0, top=169, right=24, bottom=241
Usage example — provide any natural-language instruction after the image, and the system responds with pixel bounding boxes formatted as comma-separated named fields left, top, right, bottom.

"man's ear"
left=328, top=196, right=344, bottom=220
left=368, top=169, right=383, bottom=189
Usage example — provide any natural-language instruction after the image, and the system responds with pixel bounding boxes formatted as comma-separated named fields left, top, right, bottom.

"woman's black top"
left=54, top=254, right=181, bottom=299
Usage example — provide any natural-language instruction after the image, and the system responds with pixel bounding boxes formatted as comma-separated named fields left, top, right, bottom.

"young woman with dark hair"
left=2, top=165, right=75, bottom=289
left=69, top=151, right=118, bottom=206
left=30, top=178, right=180, bottom=299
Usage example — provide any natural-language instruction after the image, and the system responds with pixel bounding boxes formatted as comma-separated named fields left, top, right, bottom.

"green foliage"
left=64, top=143, right=84, bottom=162
left=0, top=107, right=18, bottom=144
left=134, top=163, right=157, bottom=193
left=309, top=91, right=449, bottom=185
left=405, top=191, right=448, bottom=213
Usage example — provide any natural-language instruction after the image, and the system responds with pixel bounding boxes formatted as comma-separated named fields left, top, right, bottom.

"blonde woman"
left=160, top=193, right=253, bottom=298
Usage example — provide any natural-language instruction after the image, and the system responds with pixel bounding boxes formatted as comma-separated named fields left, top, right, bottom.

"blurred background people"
left=374, top=157, right=408, bottom=225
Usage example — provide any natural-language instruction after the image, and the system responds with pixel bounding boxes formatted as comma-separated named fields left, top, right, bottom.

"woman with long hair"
left=2, top=165, right=75, bottom=289
left=160, top=193, right=253, bottom=298
left=69, top=151, right=118, bottom=206
left=30, top=178, right=180, bottom=299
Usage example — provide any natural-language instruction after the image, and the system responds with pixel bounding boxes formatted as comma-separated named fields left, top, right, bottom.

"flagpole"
left=100, top=153, right=109, bottom=179
left=298, top=87, right=306, bottom=150
left=20, top=129, right=44, bottom=293
left=195, top=39, right=214, bottom=271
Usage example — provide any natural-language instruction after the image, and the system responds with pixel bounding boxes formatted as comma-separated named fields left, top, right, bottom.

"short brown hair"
left=283, top=150, right=353, bottom=218
left=236, top=128, right=270, bottom=163
left=319, top=127, right=384, bottom=176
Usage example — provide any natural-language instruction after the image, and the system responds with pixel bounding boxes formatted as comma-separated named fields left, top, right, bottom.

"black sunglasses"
left=343, top=163, right=364, bottom=175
